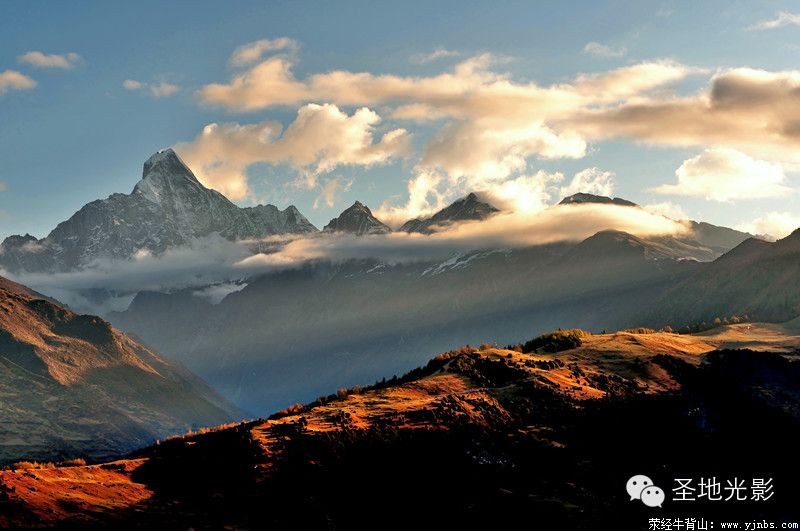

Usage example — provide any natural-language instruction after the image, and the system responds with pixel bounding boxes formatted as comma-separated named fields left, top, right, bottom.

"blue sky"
left=2, top=0, right=800, bottom=240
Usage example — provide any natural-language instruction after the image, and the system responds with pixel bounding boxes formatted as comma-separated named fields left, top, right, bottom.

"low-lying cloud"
left=3, top=203, right=687, bottom=315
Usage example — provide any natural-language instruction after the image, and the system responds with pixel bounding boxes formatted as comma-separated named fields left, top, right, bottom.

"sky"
left=2, top=0, right=800, bottom=240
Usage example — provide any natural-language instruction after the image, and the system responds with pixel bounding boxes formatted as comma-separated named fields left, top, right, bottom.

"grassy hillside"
left=3, top=327, right=799, bottom=529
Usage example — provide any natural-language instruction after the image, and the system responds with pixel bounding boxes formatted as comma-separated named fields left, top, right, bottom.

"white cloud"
left=240, top=203, right=688, bottom=269
left=581, top=42, right=627, bottom=58
left=194, top=41, right=800, bottom=220
left=4, top=203, right=688, bottom=315
left=123, top=79, right=143, bottom=90
left=653, top=148, right=791, bottom=202
left=409, top=48, right=460, bottom=65
left=642, top=201, right=688, bottom=220
left=175, top=103, right=410, bottom=200
left=149, top=82, right=179, bottom=98
left=559, top=167, right=615, bottom=198
left=374, top=170, right=448, bottom=227
left=567, top=67, right=800, bottom=164
left=0, top=70, right=36, bottom=95
left=229, top=37, right=299, bottom=67
left=749, top=11, right=800, bottom=31
left=375, top=167, right=609, bottom=227
left=736, top=212, right=800, bottom=239
left=18, top=51, right=82, bottom=69
left=123, top=79, right=179, bottom=98
left=314, top=175, right=353, bottom=209
left=0, top=181, right=6, bottom=192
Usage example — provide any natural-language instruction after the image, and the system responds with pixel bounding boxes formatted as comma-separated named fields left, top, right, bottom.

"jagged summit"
left=134, top=149, right=214, bottom=205
left=400, top=192, right=499, bottom=234
left=558, top=192, right=638, bottom=207
left=141, top=148, right=194, bottom=181
left=323, top=201, right=392, bottom=235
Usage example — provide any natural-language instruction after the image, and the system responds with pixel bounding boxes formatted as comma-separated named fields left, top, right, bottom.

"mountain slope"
left=399, top=192, right=499, bottom=233
left=0, top=149, right=317, bottom=273
left=645, top=230, right=800, bottom=326
left=2, top=328, right=799, bottom=529
left=322, top=201, right=391, bottom=235
left=0, top=275, right=242, bottom=464
left=110, top=230, right=698, bottom=413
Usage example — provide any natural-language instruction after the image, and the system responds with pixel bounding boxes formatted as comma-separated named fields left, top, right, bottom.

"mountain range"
left=0, top=274, right=242, bottom=464
left=0, top=149, right=316, bottom=273
left=2, top=149, right=784, bottom=415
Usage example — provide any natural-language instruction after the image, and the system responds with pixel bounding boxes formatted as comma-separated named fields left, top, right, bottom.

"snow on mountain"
left=0, top=149, right=318, bottom=273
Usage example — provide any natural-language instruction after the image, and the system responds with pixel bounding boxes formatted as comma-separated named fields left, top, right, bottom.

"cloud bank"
left=3, top=202, right=687, bottom=315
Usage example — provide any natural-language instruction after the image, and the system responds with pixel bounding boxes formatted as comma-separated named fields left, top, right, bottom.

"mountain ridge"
left=0, top=149, right=318, bottom=273
left=322, top=200, right=392, bottom=235
left=0, top=274, right=243, bottom=464
left=399, top=192, right=499, bottom=234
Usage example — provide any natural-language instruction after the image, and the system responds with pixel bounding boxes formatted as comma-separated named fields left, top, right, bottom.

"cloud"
left=314, top=175, right=353, bottom=209
left=0, top=70, right=36, bottom=95
left=149, top=82, right=180, bottom=98
left=4, top=201, right=688, bottom=315
left=736, top=212, right=800, bottom=239
left=749, top=11, right=800, bottom=31
left=653, top=148, right=791, bottom=202
left=197, top=50, right=694, bottom=112
left=559, top=167, right=614, bottom=198
left=122, top=79, right=143, bottom=90
left=3, top=235, right=253, bottom=313
left=566, top=67, right=800, bottom=165
left=642, top=201, right=688, bottom=220
left=240, top=202, right=688, bottom=269
left=18, top=51, right=82, bottom=69
left=194, top=51, right=698, bottom=211
left=206, top=42, right=800, bottom=219
left=581, top=42, right=627, bottom=58
left=409, top=48, right=460, bottom=65
left=175, top=103, right=410, bottom=200
left=0, top=181, right=6, bottom=192
left=375, top=167, right=611, bottom=227
left=123, top=79, right=180, bottom=98
left=229, top=37, right=299, bottom=67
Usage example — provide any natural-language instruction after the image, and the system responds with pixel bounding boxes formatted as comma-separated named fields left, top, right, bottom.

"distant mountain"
left=559, top=192, right=638, bottom=207
left=400, top=192, right=499, bottom=234
left=0, top=149, right=317, bottom=273
left=322, top=201, right=391, bottom=235
left=111, top=227, right=700, bottom=413
left=0, top=274, right=242, bottom=464
left=646, top=230, right=800, bottom=326
left=558, top=192, right=752, bottom=258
